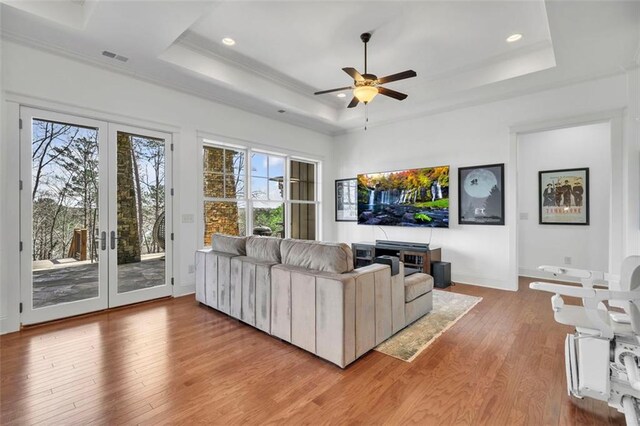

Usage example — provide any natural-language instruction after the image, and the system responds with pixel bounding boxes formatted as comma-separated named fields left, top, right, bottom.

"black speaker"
left=431, top=261, right=451, bottom=288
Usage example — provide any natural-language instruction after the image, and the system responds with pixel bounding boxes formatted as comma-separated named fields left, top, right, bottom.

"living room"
left=1, top=1, right=639, bottom=424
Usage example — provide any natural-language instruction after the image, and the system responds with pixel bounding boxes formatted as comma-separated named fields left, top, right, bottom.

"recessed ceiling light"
left=222, top=37, right=236, bottom=46
left=506, top=33, right=523, bottom=43
left=278, top=109, right=286, bottom=113
left=337, top=93, right=346, bottom=98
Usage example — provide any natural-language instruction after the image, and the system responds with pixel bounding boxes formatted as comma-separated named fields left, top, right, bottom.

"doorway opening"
left=516, top=121, right=612, bottom=283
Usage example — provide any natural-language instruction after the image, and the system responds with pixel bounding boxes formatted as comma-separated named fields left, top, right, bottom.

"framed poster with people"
left=538, top=167, right=589, bottom=225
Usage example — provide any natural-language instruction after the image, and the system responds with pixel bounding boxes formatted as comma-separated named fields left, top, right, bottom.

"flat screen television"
left=357, top=166, right=450, bottom=228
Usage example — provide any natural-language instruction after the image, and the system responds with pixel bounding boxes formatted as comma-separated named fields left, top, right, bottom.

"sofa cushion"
left=246, top=236, right=282, bottom=263
left=211, top=234, right=246, bottom=255
left=404, top=273, right=434, bottom=303
left=280, top=239, right=354, bottom=274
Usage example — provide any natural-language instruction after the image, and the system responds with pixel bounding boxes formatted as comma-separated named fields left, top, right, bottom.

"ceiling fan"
left=314, top=32, right=417, bottom=108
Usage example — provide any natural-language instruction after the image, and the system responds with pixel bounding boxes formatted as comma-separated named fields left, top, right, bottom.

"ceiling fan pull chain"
left=365, top=104, right=369, bottom=131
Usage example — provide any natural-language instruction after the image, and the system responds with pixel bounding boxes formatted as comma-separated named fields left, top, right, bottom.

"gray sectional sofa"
left=195, top=234, right=434, bottom=368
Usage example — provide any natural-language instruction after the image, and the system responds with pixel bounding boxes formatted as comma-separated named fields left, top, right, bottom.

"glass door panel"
left=21, top=108, right=109, bottom=325
left=109, top=126, right=172, bottom=307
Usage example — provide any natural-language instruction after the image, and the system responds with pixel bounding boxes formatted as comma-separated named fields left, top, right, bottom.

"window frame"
left=200, top=137, right=321, bottom=244
left=288, top=158, right=320, bottom=240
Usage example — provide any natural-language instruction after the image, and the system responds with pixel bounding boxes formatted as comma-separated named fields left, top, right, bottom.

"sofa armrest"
left=345, top=262, right=394, bottom=348
left=391, top=262, right=405, bottom=333
left=270, top=263, right=394, bottom=368
left=349, top=263, right=390, bottom=276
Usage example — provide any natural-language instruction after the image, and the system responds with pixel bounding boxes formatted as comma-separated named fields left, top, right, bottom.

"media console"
left=352, top=240, right=441, bottom=275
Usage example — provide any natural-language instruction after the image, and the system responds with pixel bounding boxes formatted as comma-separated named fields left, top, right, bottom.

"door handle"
left=110, top=231, right=118, bottom=250
left=99, top=231, right=106, bottom=251
left=94, top=231, right=106, bottom=251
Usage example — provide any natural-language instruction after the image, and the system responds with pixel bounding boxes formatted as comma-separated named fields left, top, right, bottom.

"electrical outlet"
left=188, top=264, right=195, bottom=274
left=564, top=256, right=572, bottom=265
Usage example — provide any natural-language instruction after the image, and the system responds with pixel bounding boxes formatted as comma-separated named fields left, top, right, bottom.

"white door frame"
left=107, top=124, right=173, bottom=308
left=19, top=109, right=174, bottom=324
left=20, top=107, right=110, bottom=324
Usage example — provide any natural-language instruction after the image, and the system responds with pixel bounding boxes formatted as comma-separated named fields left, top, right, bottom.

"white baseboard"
left=1, top=315, right=20, bottom=335
left=174, top=283, right=195, bottom=297
left=451, top=274, right=518, bottom=292
left=518, top=267, right=580, bottom=284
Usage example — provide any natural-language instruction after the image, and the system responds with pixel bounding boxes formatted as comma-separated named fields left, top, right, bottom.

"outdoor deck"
left=32, top=256, right=165, bottom=308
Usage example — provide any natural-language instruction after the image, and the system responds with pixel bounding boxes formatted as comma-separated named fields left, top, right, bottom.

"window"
left=202, top=140, right=320, bottom=244
left=290, top=160, right=317, bottom=240
left=251, top=152, right=285, bottom=237
left=202, top=145, right=246, bottom=245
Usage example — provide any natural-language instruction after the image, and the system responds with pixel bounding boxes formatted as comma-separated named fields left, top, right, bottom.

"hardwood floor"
left=0, top=278, right=625, bottom=425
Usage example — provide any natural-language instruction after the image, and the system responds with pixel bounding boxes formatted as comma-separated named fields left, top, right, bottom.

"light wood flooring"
left=0, top=278, right=625, bottom=425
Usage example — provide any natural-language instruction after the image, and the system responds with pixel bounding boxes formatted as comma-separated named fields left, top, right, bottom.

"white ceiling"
left=1, top=1, right=639, bottom=135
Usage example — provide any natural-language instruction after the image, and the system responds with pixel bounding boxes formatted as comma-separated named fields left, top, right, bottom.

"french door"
left=20, top=108, right=172, bottom=325
left=108, top=125, right=173, bottom=307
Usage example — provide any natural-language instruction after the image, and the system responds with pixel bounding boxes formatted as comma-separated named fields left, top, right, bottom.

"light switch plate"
left=181, top=214, right=194, bottom=223
left=519, top=212, right=529, bottom=220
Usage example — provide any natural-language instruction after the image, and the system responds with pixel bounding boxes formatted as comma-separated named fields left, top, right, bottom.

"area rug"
left=375, top=290, right=482, bottom=362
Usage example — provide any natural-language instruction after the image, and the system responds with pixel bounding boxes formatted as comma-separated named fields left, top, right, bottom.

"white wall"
left=624, top=68, right=640, bottom=258
left=0, top=40, right=334, bottom=333
left=517, top=123, right=611, bottom=279
left=332, top=73, right=635, bottom=291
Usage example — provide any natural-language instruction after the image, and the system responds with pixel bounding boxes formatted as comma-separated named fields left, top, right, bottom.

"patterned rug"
left=375, top=289, right=482, bottom=362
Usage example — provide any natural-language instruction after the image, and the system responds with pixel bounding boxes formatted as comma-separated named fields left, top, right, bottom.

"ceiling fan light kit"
left=314, top=32, right=417, bottom=109
left=353, top=85, right=378, bottom=103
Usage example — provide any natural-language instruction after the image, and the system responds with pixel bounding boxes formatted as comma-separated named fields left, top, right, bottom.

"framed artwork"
left=539, top=168, right=589, bottom=225
left=335, top=178, right=358, bottom=222
left=458, top=163, right=505, bottom=225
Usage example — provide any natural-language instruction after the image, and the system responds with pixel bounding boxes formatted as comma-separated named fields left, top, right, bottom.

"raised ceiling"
left=1, top=1, right=639, bottom=134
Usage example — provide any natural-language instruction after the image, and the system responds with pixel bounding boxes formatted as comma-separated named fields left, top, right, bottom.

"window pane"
left=225, top=174, right=244, bottom=199
left=251, top=152, right=268, bottom=178
left=204, top=146, right=245, bottom=199
left=268, top=155, right=285, bottom=178
left=117, top=133, right=166, bottom=294
left=290, top=160, right=315, bottom=201
left=31, top=119, right=101, bottom=307
left=290, top=203, right=316, bottom=240
left=269, top=179, right=284, bottom=201
left=252, top=202, right=284, bottom=238
left=204, top=173, right=224, bottom=198
left=251, top=177, right=268, bottom=200
left=225, top=148, right=245, bottom=198
left=203, top=201, right=246, bottom=245
left=203, top=146, right=224, bottom=172
left=203, top=146, right=224, bottom=198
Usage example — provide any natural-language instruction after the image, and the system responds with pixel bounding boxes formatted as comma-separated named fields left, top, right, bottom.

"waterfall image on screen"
left=357, top=166, right=449, bottom=228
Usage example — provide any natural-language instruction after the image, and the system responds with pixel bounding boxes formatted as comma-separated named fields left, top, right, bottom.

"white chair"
left=530, top=256, right=640, bottom=426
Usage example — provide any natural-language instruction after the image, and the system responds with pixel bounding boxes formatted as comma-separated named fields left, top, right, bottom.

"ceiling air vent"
left=102, top=51, right=129, bottom=63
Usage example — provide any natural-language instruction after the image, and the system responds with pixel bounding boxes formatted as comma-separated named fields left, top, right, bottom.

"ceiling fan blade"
left=342, top=67, right=364, bottom=82
left=314, top=86, right=353, bottom=95
left=347, top=97, right=360, bottom=108
left=378, top=86, right=408, bottom=101
left=377, top=70, right=417, bottom=84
